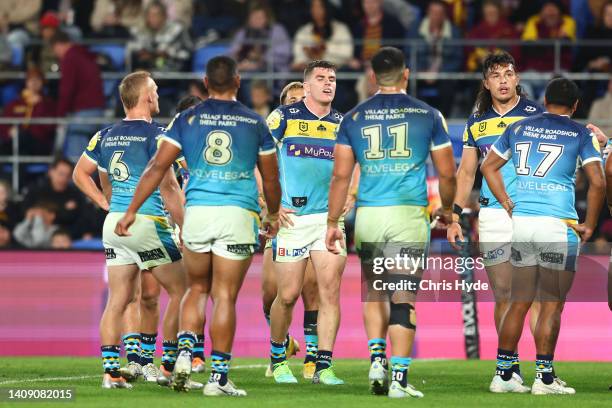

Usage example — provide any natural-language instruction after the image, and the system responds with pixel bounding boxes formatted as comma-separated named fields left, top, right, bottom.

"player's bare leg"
left=301, top=259, right=319, bottom=378
left=172, top=250, right=211, bottom=392
left=139, top=271, right=161, bottom=381
left=203, top=254, right=252, bottom=396
left=531, top=267, right=575, bottom=395
left=101, top=264, right=140, bottom=388
left=309, top=250, right=346, bottom=385
left=269, top=259, right=306, bottom=383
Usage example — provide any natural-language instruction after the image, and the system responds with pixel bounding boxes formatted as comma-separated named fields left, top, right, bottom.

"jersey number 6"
left=109, top=151, right=130, bottom=182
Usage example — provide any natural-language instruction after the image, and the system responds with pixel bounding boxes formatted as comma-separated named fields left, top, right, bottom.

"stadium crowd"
left=1, top=0, right=612, bottom=249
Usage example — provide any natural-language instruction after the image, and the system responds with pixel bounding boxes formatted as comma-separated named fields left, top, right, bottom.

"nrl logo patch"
left=299, top=121, right=309, bottom=132
left=478, top=122, right=487, bottom=132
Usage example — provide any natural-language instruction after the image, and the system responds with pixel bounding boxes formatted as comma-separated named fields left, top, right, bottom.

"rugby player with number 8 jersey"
left=115, top=56, right=281, bottom=396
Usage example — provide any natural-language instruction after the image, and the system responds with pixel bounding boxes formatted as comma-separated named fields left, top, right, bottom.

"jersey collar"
left=491, top=96, right=521, bottom=118
left=301, top=100, right=332, bottom=120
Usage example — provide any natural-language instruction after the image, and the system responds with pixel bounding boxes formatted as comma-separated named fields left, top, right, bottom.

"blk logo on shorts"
left=227, top=244, right=254, bottom=255
left=138, top=248, right=165, bottom=262
left=105, top=248, right=117, bottom=259
left=540, top=252, right=563, bottom=264
left=511, top=247, right=522, bottom=262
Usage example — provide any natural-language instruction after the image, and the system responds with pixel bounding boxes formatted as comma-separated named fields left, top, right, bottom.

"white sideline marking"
left=0, top=364, right=269, bottom=386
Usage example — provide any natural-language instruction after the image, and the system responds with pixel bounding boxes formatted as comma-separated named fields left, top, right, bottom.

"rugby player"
left=115, top=56, right=281, bottom=397
left=326, top=47, right=456, bottom=398
left=260, top=81, right=318, bottom=379
left=73, top=71, right=187, bottom=389
left=481, top=77, right=605, bottom=394
left=265, top=61, right=346, bottom=385
left=447, top=51, right=543, bottom=381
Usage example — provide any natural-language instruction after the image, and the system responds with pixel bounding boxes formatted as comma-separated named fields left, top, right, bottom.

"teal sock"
left=122, top=333, right=141, bottom=364
left=368, top=338, right=387, bottom=368
left=210, top=350, right=231, bottom=386
left=304, top=310, right=318, bottom=364
left=390, top=356, right=411, bottom=388
left=101, top=345, right=121, bottom=378
left=270, top=340, right=286, bottom=365
left=162, top=340, right=178, bottom=372
left=140, top=333, right=156, bottom=365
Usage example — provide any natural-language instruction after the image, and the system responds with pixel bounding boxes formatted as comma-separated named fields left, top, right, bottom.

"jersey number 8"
left=109, top=151, right=130, bottom=181
left=204, top=130, right=233, bottom=165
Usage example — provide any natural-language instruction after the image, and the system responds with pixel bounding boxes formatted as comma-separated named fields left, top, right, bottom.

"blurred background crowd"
left=0, top=0, right=611, bottom=250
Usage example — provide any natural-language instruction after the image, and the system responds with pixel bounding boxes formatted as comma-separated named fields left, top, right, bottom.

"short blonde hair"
left=119, top=71, right=151, bottom=110
left=280, top=81, right=304, bottom=105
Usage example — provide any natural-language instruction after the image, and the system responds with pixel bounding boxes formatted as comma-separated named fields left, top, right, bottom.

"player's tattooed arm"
left=480, top=151, right=512, bottom=215
left=326, top=144, right=355, bottom=254
left=160, top=166, right=185, bottom=230
left=454, top=147, right=478, bottom=215
left=72, top=154, right=109, bottom=211
left=574, top=161, right=605, bottom=242
left=115, top=140, right=180, bottom=236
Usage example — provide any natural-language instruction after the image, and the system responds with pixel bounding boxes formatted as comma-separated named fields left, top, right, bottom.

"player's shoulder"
left=267, top=100, right=302, bottom=130
left=328, top=107, right=343, bottom=123
left=516, top=97, right=544, bottom=115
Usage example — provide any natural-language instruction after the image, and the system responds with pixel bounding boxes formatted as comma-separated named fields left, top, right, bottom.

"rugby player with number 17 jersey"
left=482, top=78, right=605, bottom=395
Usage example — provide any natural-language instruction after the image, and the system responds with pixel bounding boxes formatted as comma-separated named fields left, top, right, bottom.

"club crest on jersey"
left=497, top=121, right=507, bottom=128
left=299, top=121, right=309, bottom=132
left=524, top=105, right=537, bottom=113
left=478, top=122, right=487, bottom=132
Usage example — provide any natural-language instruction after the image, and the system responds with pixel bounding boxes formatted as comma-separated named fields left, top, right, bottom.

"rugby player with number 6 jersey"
left=481, top=78, right=605, bottom=395
left=326, top=47, right=456, bottom=398
left=115, top=56, right=281, bottom=397
left=74, top=71, right=187, bottom=389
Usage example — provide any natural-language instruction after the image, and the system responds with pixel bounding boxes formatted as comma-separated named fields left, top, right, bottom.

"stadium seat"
left=11, top=45, right=24, bottom=68
left=71, top=238, right=104, bottom=250
left=90, top=45, right=126, bottom=70
left=0, top=82, right=21, bottom=108
left=192, top=44, right=231, bottom=73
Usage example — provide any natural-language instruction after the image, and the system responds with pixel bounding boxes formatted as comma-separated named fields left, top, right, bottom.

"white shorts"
left=182, top=206, right=260, bottom=260
left=511, top=216, right=580, bottom=272
left=103, top=212, right=181, bottom=270
left=273, top=212, right=346, bottom=263
left=479, top=207, right=513, bottom=267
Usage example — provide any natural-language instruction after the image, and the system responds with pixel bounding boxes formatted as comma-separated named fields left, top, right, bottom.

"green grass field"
left=1, top=358, right=611, bottom=407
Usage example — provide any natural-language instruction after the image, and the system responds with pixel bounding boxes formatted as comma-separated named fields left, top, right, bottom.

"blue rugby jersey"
left=335, top=92, right=451, bottom=207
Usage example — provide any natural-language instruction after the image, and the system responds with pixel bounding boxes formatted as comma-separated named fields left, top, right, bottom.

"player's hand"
left=432, top=207, right=454, bottom=228
left=447, top=222, right=465, bottom=251
left=278, top=207, right=296, bottom=228
left=115, top=212, right=136, bottom=237
left=261, top=213, right=279, bottom=239
left=587, top=123, right=608, bottom=149
left=325, top=225, right=345, bottom=254
left=98, top=197, right=110, bottom=212
left=570, top=223, right=593, bottom=243
left=342, top=193, right=356, bottom=216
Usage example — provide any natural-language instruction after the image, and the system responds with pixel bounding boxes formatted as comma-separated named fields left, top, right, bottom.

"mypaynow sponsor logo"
left=287, top=143, right=334, bottom=160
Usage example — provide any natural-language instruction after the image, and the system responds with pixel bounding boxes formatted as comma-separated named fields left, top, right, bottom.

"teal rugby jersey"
left=463, top=97, right=543, bottom=208
left=336, top=92, right=451, bottom=207
left=84, top=119, right=165, bottom=215
left=162, top=98, right=275, bottom=212
left=266, top=100, right=343, bottom=215
left=492, top=112, right=602, bottom=219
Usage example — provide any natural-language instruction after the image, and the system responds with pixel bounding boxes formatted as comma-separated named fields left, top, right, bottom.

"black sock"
left=140, top=333, right=157, bottom=365
left=210, top=350, right=231, bottom=386
left=101, top=345, right=121, bottom=378
left=535, top=354, right=555, bottom=385
left=193, top=334, right=205, bottom=360
left=304, top=310, right=318, bottom=364
left=315, top=350, right=333, bottom=372
left=496, top=348, right=514, bottom=381
left=511, top=352, right=521, bottom=377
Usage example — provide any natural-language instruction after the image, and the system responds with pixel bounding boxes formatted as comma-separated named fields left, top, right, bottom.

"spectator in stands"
left=37, top=12, right=61, bottom=72
left=269, top=0, right=311, bottom=37
left=348, top=0, right=406, bottom=71
left=250, top=80, right=272, bottom=117
left=13, top=201, right=60, bottom=249
left=0, top=180, right=19, bottom=230
left=410, top=0, right=462, bottom=117
left=50, top=228, right=72, bottom=249
left=291, top=0, right=354, bottom=71
left=129, top=1, right=192, bottom=72
left=0, top=68, right=56, bottom=156
left=521, top=1, right=576, bottom=72
left=90, top=0, right=143, bottom=38
left=21, top=157, right=87, bottom=239
left=0, top=221, right=13, bottom=248
left=0, top=14, right=13, bottom=70
left=229, top=2, right=291, bottom=74
left=50, top=31, right=105, bottom=162
left=192, top=0, right=248, bottom=40
left=0, top=0, right=43, bottom=49
left=588, top=77, right=612, bottom=136
left=465, top=0, right=520, bottom=72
